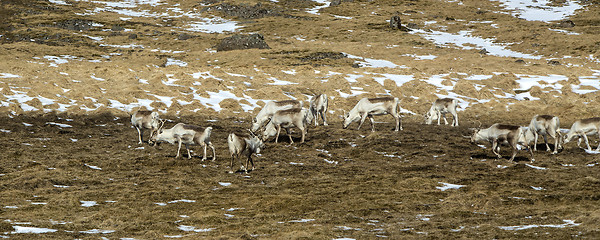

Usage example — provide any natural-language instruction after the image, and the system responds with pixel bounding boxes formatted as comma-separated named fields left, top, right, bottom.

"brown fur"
left=580, top=117, right=600, bottom=124
left=182, top=124, right=203, bottom=131
left=367, top=97, right=394, bottom=103
left=496, top=124, right=520, bottom=131
left=436, top=98, right=454, bottom=107
left=274, top=100, right=300, bottom=107
left=134, top=110, right=153, bottom=117
left=276, top=107, right=302, bottom=115
left=536, top=115, right=554, bottom=121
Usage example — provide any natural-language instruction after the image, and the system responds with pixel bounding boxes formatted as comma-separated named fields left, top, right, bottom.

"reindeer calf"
left=151, top=123, right=216, bottom=160
left=309, top=94, right=328, bottom=126
left=425, top=98, right=458, bottom=126
left=131, top=110, right=160, bottom=144
left=471, top=123, right=534, bottom=162
left=227, top=132, right=265, bottom=173
left=563, top=117, right=600, bottom=151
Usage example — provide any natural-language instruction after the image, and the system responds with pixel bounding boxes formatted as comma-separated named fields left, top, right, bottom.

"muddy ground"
left=1, top=113, right=599, bottom=239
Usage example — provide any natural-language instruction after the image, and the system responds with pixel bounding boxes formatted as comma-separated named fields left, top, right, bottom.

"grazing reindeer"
left=263, top=108, right=311, bottom=144
left=251, top=100, right=301, bottom=133
left=227, top=131, right=265, bottom=173
left=563, top=117, right=600, bottom=151
left=309, top=94, right=329, bottom=126
left=130, top=110, right=160, bottom=144
left=151, top=123, right=216, bottom=160
left=342, top=97, right=402, bottom=132
left=470, top=123, right=534, bottom=162
left=524, top=115, right=562, bottom=154
left=425, top=98, right=459, bottom=126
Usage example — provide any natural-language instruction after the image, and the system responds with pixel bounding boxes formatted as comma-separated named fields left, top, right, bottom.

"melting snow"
left=218, top=182, right=231, bottom=187
left=493, top=0, right=582, bottom=22
left=412, top=29, right=542, bottom=59
left=178, top=225, right=215, bottom=232
left=80, top=201, right=98, bottom=207
left=436, top=182, right=465, bottom=191
left=11, top=226, right=58, bottom=234
left=498, top=219, right=580, bottom=231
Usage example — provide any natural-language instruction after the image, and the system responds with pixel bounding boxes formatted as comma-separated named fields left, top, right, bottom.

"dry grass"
left=1, top=113, right=600, bottom=238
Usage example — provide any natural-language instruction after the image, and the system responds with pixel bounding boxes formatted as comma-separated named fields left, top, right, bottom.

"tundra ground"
left=1, top=113, right=599, bottom=239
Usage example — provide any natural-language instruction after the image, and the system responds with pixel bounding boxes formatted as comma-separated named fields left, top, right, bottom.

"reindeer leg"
left=533, top=132, right=539, bottom=151
left=136, top=127, right=143, bottom=144
left=322, top=110, right=328, bottom=126
left=275, top=125, right=281, bottom=143
left=582, top=133, right=592, bottom=151
left=249, top=154, right=255, bottom=171
left=368, top=115, right=375, bottom=132
left=453, top=112, right=458, bottom=127
left=209, top=142, right=216, bottom=161
left=492, top=140, right=502, bottom=159
left=186, top=144, right=192, bottom=159
left=286, top=127, right=293, bottom=144
left=357, top=113, right=368, bottom=130
left=543, top=134, right=550, bottom=152
left=300, top=126, right=305, bottom=143
left=176, top=138, right=182, bottom=158
left=230, top=155, right=235, bottom=173
left=201, top=143, right=207, bottom=161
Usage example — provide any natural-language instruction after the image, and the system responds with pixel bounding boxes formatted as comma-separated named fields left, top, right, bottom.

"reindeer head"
left=149, top=119, right=167, bottom=145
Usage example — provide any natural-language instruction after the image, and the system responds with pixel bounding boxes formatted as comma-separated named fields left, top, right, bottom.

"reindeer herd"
left=130, top=95, right=600, bottom=173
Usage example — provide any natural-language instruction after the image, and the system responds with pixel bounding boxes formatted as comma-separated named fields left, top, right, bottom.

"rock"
left=515, top=59, right=526, bottom=64
left=128, top=34, right=138, bottom=39
left=215, top=34, right=270, bottom=51
left=178, top=33, right=194, bottom=40
left=558, top=20, right=575, bottom=28
left=479, top=48, right=489, bottom=55
left=330, top=0, right=342, bottom=6
left=390, top=16, right=401, bottom=30
left=548, top=60, right=561, bottom=65
left=406, top=23, right=418, bottom=29
left=111, top=25, right=125, bottom=31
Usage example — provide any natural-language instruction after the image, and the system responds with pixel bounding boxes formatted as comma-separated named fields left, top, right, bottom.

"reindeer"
left=524, top=115, right=562, bottom=154
left=150, top=122, right=216, bottom=160
left=251, top=100, right=302, bottom=133
left=130, top=110, right=160, bottom=144
left=227, top=131, right=265, bottom=173
left=425, top=98, right=458, bottom=126
left=563, top=117, right=600, bottom=151
left=342, top=97, right=402, bottom=132
left=470, top=123, right=534, bottom=162
left=262, top=108, right=311, bottom=144
left=309, top=94, right=328, bottom=126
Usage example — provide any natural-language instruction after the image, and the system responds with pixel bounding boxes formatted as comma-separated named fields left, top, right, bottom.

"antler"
left=159, top=119, right=166, bottom=130
left=248, top=129, right=257, bottom=137
left=473, top=120, right=482, bottom=129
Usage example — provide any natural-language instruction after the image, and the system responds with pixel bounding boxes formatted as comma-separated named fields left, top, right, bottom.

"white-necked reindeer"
left=524, top=115, right=562, bottom=154
left=425, top=98, right=458, bottom=126
left=130, top=110, right=160, bottom=144
left=262, top=108, right=311, bottom=144
left=563, top=117, right=600, bottom=151
left=151, top=122, right=216, bottom=160
left=227, top=131, right=265, bottom=173
left=342, top=97, right=402, bottom=132
left=309, top=94, right=328, bottom=126
left=251, top=100, right=301, bottom=133
left=470, top=123, right=534, bottom=162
